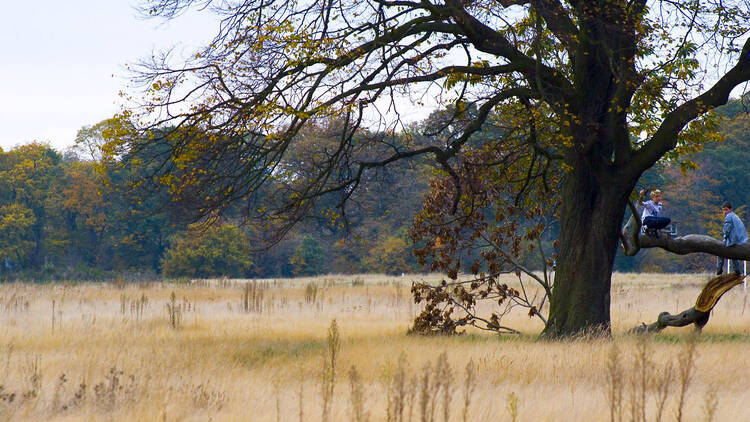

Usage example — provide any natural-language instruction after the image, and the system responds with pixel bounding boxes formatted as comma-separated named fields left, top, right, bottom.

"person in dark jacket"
left=716, top=201, right=748, bottom=275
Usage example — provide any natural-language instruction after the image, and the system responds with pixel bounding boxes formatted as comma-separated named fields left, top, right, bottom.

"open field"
left=0, top=273, right=749, bottom=421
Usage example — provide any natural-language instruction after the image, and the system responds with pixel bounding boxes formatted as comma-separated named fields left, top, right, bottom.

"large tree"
left=112, top=0, right=750, bottom=336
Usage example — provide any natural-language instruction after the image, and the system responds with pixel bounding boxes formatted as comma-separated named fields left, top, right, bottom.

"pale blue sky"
left=0, top=1, right=216, bottom=151
left=3, top=3, right=744, bottom=153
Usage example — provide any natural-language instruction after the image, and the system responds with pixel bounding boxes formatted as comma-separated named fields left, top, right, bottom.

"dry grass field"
left=0, top=272, right=749, bottom=421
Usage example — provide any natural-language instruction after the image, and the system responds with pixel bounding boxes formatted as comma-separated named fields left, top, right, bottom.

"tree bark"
left=544, top=160, right=632, bottom=337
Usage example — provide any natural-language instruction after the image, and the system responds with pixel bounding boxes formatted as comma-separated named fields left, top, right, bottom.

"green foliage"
left=0, top=142, right=65, bottom=267
left=699, top=113, right=750, bottom=208
left=61, top=161, right=114, bottom=266
left=362, top=228, right=420, bottom=275
left=0, top=203, right=36, bottom=266
left=162, top=223, right=254, bottom=278
left=0, top=117, right=432, bottom=279
left=290, top=235, right=326, bottom=276
left=8, top=100, right=750, bottom=279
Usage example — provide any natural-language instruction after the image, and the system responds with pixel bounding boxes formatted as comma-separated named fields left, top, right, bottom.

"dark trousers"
left=643, top=216, right=671, bottom=231
left=717, top=256, right=742, bottom=275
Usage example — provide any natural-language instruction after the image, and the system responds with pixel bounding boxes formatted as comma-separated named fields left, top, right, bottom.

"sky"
left=3, top=3, right=746, bottom=154
left=0, top=1, right=217, bottom=151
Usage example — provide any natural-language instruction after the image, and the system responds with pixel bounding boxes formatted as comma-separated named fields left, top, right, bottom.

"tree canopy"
left=104, top=0, right=750, bottom=336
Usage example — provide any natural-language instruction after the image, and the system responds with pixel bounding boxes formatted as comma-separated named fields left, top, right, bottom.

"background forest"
left=1, top=99, right=749, bottom=281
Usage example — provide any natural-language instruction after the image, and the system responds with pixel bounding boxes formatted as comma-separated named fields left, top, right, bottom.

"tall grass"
left=0, top=273, right=747, bottom=420
left=321, top=319, right=340, bottom=422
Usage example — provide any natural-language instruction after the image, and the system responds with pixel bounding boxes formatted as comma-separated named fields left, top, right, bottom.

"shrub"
left=290, top=235, right=326, bottom=276
left=162, top=223, right=254, bottom=278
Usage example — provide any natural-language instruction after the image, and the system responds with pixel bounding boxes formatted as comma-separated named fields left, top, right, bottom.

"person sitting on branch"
left=640, top=189, right=671, bottom=237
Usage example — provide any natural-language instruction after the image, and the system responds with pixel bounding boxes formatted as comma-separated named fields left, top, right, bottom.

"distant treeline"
left=0, top=119, right=429, bottom=281
left=2, top=101, right=750, bottom=280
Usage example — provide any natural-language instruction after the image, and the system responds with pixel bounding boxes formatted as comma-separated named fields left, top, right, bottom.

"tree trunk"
left=543, top=160, right=631, bottom=337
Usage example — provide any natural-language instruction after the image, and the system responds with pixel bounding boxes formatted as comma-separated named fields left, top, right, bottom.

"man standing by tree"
left=717, top=202, right=748, bottom=275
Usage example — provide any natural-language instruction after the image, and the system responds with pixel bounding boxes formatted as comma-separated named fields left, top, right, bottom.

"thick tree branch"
left=639, top=233, right=750, bottom=260
left=443, top=0, right=574, bottom=105
left=625, top=37, right=750, bottom=179
left=529, top=0, right=579, bottom=52
left=619, top=201, right=641, bottom=256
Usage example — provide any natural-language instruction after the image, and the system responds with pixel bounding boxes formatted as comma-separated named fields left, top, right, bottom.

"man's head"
left=650, top=189, right=662, bottom=203
left=722, top=201, right=732, bottom=216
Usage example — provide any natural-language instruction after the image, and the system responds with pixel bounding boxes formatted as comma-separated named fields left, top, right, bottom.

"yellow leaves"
left=159, top=174, right=176, bottom=189
left=678, top=160, right=699, bottom=175
left=0, top=203, right=37, bottom=261
left=443, top=60, right=494, bottom=90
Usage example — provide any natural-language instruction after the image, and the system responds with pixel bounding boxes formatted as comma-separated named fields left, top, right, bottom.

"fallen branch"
left=630, top=274, right=744, bottom=333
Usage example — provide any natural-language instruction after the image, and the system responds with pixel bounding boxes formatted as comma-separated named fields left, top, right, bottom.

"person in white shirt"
left=640, top=189, right=670, bottom=237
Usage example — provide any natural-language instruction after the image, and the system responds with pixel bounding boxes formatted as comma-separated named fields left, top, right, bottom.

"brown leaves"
left=409, top=273, right=526, bottom=335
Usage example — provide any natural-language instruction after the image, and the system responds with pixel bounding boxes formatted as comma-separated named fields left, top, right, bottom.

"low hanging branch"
left=630, top=274, right=745, bottom=333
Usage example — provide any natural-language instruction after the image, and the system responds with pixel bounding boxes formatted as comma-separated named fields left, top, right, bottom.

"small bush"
left=162, top=223, right=254, bottom=278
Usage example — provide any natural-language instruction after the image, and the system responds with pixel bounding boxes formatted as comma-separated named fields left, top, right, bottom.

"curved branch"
left=619, top=201, right=641, bottom=256
left=626, top=37, right=750, bottom=178
left=630, top=274, right=744, bottom=333
left=480, top=232, right=552, bottom=298
left=443, top=0, right=574, bottom=105
left=529, top=0, right=579, bottom=52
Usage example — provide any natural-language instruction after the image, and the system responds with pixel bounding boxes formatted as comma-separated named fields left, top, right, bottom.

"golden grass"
left=0, top=272, right=749, bottom=421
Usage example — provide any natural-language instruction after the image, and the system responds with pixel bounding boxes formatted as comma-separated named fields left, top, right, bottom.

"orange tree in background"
left=62, top=162, right=115, bottom=267
left=107, top=0, right=750, bottom=337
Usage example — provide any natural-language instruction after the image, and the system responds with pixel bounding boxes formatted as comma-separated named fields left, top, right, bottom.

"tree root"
left=630, top=274, right=744, bottom=334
